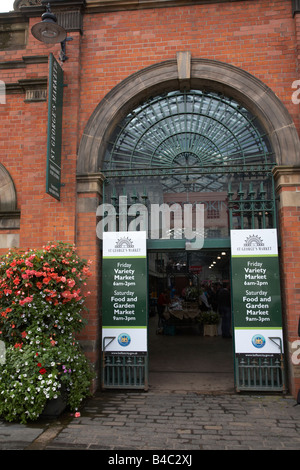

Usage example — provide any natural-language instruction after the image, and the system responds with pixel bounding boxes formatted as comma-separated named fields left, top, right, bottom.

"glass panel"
left=149, top=250, right=230, bottom=295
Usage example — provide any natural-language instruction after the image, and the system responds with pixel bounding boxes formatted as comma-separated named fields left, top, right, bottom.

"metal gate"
left=100, top=165, right=286, bottom=391
left=102, top=350, right=148, bottom=390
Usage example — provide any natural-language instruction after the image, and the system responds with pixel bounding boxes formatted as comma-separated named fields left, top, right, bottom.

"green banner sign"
left=231, top=229, right=284, bottom=355
left=46, top=53, right=64, bottom=201
left=102, top=231, right=147, bottom=354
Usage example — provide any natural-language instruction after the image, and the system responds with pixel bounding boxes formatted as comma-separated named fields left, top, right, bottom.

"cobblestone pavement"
left=0, top=390, right=300, bottom=452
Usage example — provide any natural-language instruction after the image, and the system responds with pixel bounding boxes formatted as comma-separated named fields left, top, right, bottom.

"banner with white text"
left=231, top=229, right=284, bottom=357
left=102, top=231, right=147, bottom=354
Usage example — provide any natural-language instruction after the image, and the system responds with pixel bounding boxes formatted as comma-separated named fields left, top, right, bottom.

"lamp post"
left=31, top=3, right=71, bottom=61
left=31, top=3, right=66, bottom=199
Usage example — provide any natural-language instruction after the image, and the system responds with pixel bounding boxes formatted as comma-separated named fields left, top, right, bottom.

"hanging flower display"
left=0, top=242, right=94, bottom=424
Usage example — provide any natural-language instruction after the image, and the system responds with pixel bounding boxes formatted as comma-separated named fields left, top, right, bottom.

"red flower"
left=62, top=290, right=72, bottom=299
left=39, top=368, right=47, bottom=375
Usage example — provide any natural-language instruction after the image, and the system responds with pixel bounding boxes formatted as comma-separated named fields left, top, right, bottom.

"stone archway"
left=77, top=56, right=300, bottom=175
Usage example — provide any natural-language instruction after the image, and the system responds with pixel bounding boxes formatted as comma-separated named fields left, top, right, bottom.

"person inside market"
left=217, top=282, right=232, bottom=338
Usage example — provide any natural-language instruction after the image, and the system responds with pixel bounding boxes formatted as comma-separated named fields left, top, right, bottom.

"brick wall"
left=78, top=0, right=300, bottom=137
left=1, top=0, right=300, bottom=395
left=275, top=170, right=300, bottom=397
left=1, top=0, right=299, bottom=248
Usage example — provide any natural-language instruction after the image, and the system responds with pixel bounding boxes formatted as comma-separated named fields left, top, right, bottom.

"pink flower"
left=67, top=279, right=75, bottom=288
left=19, top=296, right=33, bottom=306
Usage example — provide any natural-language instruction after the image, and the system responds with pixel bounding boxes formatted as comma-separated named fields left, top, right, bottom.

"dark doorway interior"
left=148, top=250, right=235, bottom=392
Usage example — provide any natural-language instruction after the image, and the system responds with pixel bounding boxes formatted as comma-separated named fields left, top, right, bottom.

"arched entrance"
left=100, top=88, right=276, bottom=392
left=77, top=57, right=300, bottom=393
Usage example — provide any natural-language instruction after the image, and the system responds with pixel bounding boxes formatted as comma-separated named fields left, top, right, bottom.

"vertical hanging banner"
left=102, top=231, right=147, bottom=354
left=46, top=53, right=64, bottom=201
left=231, top=229, right=284, bottom=356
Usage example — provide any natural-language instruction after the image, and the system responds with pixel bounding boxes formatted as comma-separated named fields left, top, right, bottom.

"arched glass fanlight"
left=105, top=90, right=273, bottom=169
left=104, top=90, right=274, bottom=193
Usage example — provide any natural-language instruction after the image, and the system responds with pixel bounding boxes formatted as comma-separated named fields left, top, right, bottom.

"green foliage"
left=0, top=242, right=94, bottom=423
left=199, top=310, right=220, bottom=325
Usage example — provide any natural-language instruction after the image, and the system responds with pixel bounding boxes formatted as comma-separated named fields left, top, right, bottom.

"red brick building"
left=1, top=0, right=300, bottom=397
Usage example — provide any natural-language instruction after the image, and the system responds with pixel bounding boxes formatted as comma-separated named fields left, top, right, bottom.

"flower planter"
left=40, top=396, right=67, bottom=419
left=203, top=324, right=218, bottom=336
left=40, top=387, right=67, bottom=419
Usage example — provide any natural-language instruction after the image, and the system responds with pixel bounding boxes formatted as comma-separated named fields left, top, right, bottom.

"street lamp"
left=31, top=3, right=71, bottom=61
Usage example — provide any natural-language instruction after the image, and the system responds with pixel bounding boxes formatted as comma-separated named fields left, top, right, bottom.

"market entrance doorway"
left=148, top=250, right=235, bottom=392
left=99, top=87, right=279, bottom=392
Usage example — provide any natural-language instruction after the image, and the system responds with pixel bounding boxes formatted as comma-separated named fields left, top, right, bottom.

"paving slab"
left=1, top=390, right=299, bottom=453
